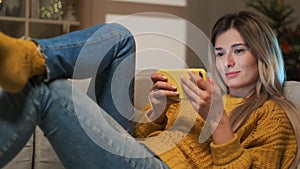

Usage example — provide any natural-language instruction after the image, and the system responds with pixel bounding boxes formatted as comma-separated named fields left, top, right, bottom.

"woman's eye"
left=215, top=52, right=224, bottom=57
left=234, top=49, right=245, bottom=55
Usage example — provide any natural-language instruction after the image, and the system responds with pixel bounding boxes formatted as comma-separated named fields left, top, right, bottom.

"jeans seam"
left=40, top=29, right=130, bottom=51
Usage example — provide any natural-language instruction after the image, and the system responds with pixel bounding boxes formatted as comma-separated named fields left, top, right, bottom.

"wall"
left=286, top=0, right=300, bottom=26
left=78, top=0, right=300, bottom=69
left=79, top=0, right=300, bottom=34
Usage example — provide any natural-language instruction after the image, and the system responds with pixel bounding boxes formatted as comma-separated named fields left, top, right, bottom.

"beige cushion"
left=283, top=81, right=300, bottom=112
left=3, top=136, right=34, bottom=169
left=34, top=127, right=64, bottom=169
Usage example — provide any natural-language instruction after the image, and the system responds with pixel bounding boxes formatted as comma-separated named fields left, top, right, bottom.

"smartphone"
left=156, top=68, right=206, bottom=99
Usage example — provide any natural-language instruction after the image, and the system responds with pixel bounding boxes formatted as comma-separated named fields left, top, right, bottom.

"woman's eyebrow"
left=215, top=43, right=247, bottom=50
left=232, top=43, right=247, bottom=48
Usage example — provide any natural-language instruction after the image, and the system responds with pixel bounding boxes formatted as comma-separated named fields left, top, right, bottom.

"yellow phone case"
left=156, top=68, right=206, bottom=99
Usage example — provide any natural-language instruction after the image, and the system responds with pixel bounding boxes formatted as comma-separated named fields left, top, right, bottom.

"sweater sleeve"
left=210, top=101, right=296, bottom=169
left=210, top=135, right=253, bottom=169
left=132, top=103, right=168, bottom=138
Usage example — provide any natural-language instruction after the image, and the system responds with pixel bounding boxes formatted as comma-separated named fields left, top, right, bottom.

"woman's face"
left=215, top=28, right=259, bottom=97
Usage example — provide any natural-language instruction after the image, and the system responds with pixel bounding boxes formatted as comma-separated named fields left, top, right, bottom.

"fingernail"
left=174, top=98, right=181, bottom=102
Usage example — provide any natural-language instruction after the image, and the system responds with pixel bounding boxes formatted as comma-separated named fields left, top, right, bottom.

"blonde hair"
left=210, top=11, right=300, bottom=168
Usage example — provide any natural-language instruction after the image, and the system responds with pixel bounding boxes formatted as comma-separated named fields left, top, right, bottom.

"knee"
left=107, top=23, right=135, bottom=46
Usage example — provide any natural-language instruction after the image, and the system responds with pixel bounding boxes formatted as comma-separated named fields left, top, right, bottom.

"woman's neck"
left=229, top=85, right=256, bottom=98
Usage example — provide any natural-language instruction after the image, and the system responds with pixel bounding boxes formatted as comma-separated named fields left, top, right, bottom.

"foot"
left=0, top=32, right=46, bottom=93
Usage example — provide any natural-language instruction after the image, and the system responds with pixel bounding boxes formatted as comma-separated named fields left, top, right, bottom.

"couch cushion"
left=283, top=81, right=300, bottom=112
left=34, top=127, right=64, bottom=169
left=3, top=135, right=34, bottom=169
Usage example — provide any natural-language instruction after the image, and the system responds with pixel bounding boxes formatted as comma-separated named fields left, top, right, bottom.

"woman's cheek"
left=216, top=61, right=226, bottom=81
left=216, top=61, right=223, bottom=74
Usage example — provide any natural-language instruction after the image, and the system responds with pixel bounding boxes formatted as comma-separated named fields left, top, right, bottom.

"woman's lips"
left=225, top=71, right=240, bottom=78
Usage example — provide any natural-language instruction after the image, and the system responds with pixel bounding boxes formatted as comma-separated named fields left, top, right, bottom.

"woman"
left=142, top=10, right=300, bottom=168
left=0, top=11, right=299, bottom=168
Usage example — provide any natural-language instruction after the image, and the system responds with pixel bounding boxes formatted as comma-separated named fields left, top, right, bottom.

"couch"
left=3, top=69, right=300, bottom=169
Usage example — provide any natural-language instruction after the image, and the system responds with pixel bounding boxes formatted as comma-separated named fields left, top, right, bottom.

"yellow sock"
left=0, top=32, right=46, bottom=93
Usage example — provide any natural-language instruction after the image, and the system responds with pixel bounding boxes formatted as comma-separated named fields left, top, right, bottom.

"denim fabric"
left=34, top=23, right=135, bottom=130
left=0, top=80, right=170, bottom=169
left=0, top=23, right=169, bottom=168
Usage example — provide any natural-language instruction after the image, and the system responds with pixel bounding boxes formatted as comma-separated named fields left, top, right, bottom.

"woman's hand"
left=181, top=71, right=234, bottom=145
left=180, top=71, right=212, bottom=120
left=148, top=72, right=180, bottom=124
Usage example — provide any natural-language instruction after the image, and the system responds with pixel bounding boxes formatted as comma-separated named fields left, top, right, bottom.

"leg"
left=0, top=80, right=169, bottom=169
left=0, top=81, right=42, bottom=167
left=32, top=80, right=169, bottom=169
left=34, top=23, right=136, bottom=129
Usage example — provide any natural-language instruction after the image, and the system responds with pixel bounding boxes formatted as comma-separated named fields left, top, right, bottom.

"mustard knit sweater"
left=133, top=94, right=297, bottom=169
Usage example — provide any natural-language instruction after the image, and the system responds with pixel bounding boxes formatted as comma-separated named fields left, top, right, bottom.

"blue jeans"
left=0, top=24, right=170, bottom=168
left=0, top=80, right=169, bottom=169
left=34, top=23, right=135, bottom=130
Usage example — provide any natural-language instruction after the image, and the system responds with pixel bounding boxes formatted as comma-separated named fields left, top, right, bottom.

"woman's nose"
left=224, top=53, right=235, bottom=68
